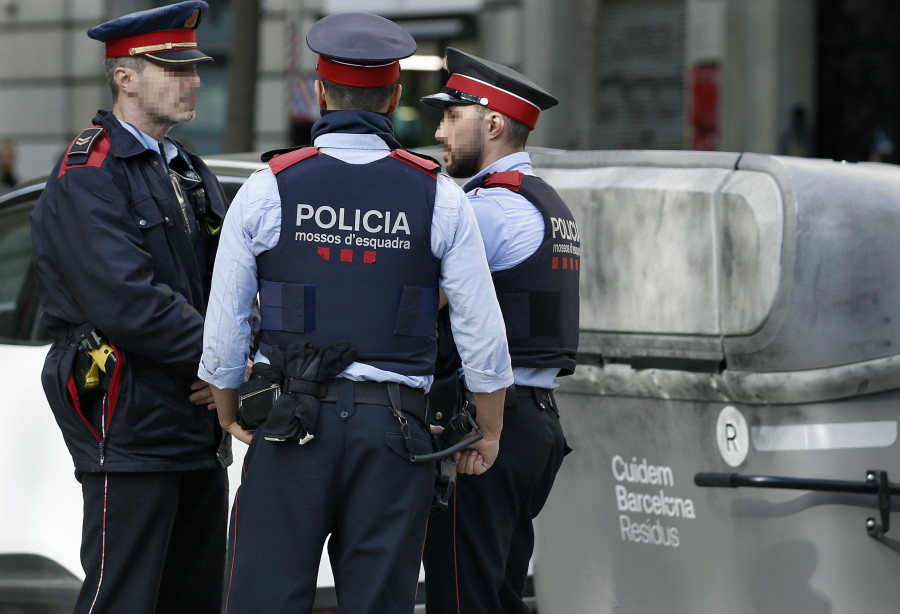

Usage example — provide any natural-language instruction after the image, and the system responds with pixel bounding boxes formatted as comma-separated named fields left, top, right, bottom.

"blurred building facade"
left=0, top=0, right=894, bottom=180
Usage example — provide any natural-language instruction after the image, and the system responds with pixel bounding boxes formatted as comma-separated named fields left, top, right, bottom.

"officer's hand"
left=221, top=420, right=254, bottom=446
left=189, top=379, right=216, bottom=410
left=454, top=436, right=499, bottom=475
left=209, top=384, right=254, bottom=445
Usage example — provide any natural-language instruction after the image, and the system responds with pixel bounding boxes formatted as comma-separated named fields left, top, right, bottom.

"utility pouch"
left=427, top=371, right=469, bottom=428
left=432, top=459, right=457, bottom=513
left=427, top=371, right=479, bottom=450
left=237, top=377, right=281, bottom=431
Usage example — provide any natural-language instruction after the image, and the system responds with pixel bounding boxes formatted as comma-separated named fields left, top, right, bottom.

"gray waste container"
left=529, top=150, right=900, bottom=613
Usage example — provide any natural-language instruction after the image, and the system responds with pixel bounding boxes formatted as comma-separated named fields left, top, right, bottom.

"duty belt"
left=512, top=384, right=558, bottom=414
left=314, top=379, right=428, bottom=424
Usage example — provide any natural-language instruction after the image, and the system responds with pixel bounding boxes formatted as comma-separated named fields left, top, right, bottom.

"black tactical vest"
left=468, top=171, right=580, bottom=375
left=257, top=147, right=442, bottom=375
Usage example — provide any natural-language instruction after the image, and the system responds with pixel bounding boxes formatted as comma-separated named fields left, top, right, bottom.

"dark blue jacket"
left=31, top=110, right=230, bottom=473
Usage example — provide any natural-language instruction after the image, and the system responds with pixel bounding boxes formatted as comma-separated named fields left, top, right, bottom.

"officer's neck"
left=112, top=100, right=173, bottom=143
left=478, top=141, right=524, bottom=174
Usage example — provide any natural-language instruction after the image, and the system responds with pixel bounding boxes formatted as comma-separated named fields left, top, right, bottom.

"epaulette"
left=268, top=146, right=321, bottom=175
left=59, top=126, right=111, bottom=177
left=66, top=126, right=105, bottom=165
left=482, top=170, right=524, bottom=192
left=390, top=149, right=440, bottom=177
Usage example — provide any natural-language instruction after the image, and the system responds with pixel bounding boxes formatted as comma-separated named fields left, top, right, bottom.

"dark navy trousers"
left=423, top=391, right=567, bottom=614
left=224, top=382, right=435, bottom=614
left=75, top=468, right=229, bottom=614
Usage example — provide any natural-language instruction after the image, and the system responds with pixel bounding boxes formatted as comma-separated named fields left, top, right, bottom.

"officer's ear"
left=113, top=65, right=137, bottom=96
left=485, top=111, right=506, bottom=142
left=314, top=80, right=328, bottom=110
left=386, top=83, right=403, bottom=113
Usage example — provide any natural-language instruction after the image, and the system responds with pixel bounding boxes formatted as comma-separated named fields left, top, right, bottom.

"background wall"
left=0, top=0, right=884, bottom=183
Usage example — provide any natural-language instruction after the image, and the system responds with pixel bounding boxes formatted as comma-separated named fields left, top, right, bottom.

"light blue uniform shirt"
left=465, top=152, right=561, bottom=390
left=198, top=133, right=513, bottom=394
left=119, top=120, right=179, bottom=161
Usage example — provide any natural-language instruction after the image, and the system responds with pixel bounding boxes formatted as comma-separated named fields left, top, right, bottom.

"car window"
left=0, top=198, right=45, bottom=343
left=217, top=176, right=251, bottom=203
left=0, top=169, right=256, bottom=346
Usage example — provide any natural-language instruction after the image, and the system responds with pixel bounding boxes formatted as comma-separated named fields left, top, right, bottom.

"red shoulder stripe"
left=269, top=147, right=320, bottom=175
left=59, top=131, right=111, bottom=178
left=483, top=170, right=524, bottom=192
left=390, top=149, right=440, bottom=178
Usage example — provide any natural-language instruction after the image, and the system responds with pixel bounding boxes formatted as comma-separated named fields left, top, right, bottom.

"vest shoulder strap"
left=390, top=149, right=440, bottom=177
left=269, top=146, right=321, bottom=175
left=482, top=170, right=524, bottom=192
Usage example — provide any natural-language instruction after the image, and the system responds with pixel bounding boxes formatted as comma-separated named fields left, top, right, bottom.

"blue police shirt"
left=199, top=133, right=513, bottom=394
left=465, top=152, right=561, bottom=390
left=119, top=120, right=179, bottom=162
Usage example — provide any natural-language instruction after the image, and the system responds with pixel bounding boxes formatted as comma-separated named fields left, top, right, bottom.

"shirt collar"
left=313, top=132, right=392, bottom=153
left=468, top=151, right=533, bottom=186
left=118, top=119, right=178, bottom=163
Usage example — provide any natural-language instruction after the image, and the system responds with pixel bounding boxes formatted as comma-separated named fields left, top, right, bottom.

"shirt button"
left=339, top=411, right=349, bottom=419
left=139, top=219, right=147, bottom=226
left=151, top=160, right=159, bottom=167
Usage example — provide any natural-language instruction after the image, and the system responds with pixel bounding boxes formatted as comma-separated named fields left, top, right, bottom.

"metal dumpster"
left=529, top=150, right=900, bottom=613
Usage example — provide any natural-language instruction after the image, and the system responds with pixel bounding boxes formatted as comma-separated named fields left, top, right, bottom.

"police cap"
left=87, top=1, right=212, bottom=66
left=307, top=12, right=416, bottom=88
left=421, top=47, right=558, bottom=130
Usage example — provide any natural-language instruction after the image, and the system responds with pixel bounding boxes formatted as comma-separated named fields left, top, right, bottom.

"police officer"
left=421, top=49, right=580, bottom=614
left=198, top=13, right=512, bottom=614
left=30, top=3, right=229, bottom=613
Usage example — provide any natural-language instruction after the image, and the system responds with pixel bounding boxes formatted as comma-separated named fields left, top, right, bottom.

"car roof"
left=0, top=153, right=267, bottom=210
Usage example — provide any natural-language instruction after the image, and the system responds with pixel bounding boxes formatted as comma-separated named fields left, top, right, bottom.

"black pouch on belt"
left=427, top=371, right=484, bottom=451
left=259, top=340, right=358, bottom=444
left=237, top=377, right=280, bottom=431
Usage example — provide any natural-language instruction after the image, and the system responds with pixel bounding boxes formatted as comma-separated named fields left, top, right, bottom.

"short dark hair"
left=474, top=105, right=530, bottom=149
left=104, top=56, right=145, bottom=102
left=320, top=78, right=398, bottom=112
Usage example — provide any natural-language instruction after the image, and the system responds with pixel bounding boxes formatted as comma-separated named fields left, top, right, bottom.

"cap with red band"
left=316, top=56, right=401, bottom=88
left=307, top=12, right=416, bottom=89
left=87, top=1, right=212, bottom=66
left=421, top=47, right=558, bottom=130
left=444, top=73, right=542, bottom=130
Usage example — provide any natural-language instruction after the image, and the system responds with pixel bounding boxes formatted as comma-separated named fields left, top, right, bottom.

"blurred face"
left=134, top=61, right=202, bottom=126
left=435, top=103, right=487, bottom=178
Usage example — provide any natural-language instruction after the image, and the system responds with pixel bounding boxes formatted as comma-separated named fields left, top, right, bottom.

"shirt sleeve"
left=468, top=188, right=544, bottom=272
left=198, top=168, right=281, bottom=389
left=431, top=174, right=513, bottom=393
